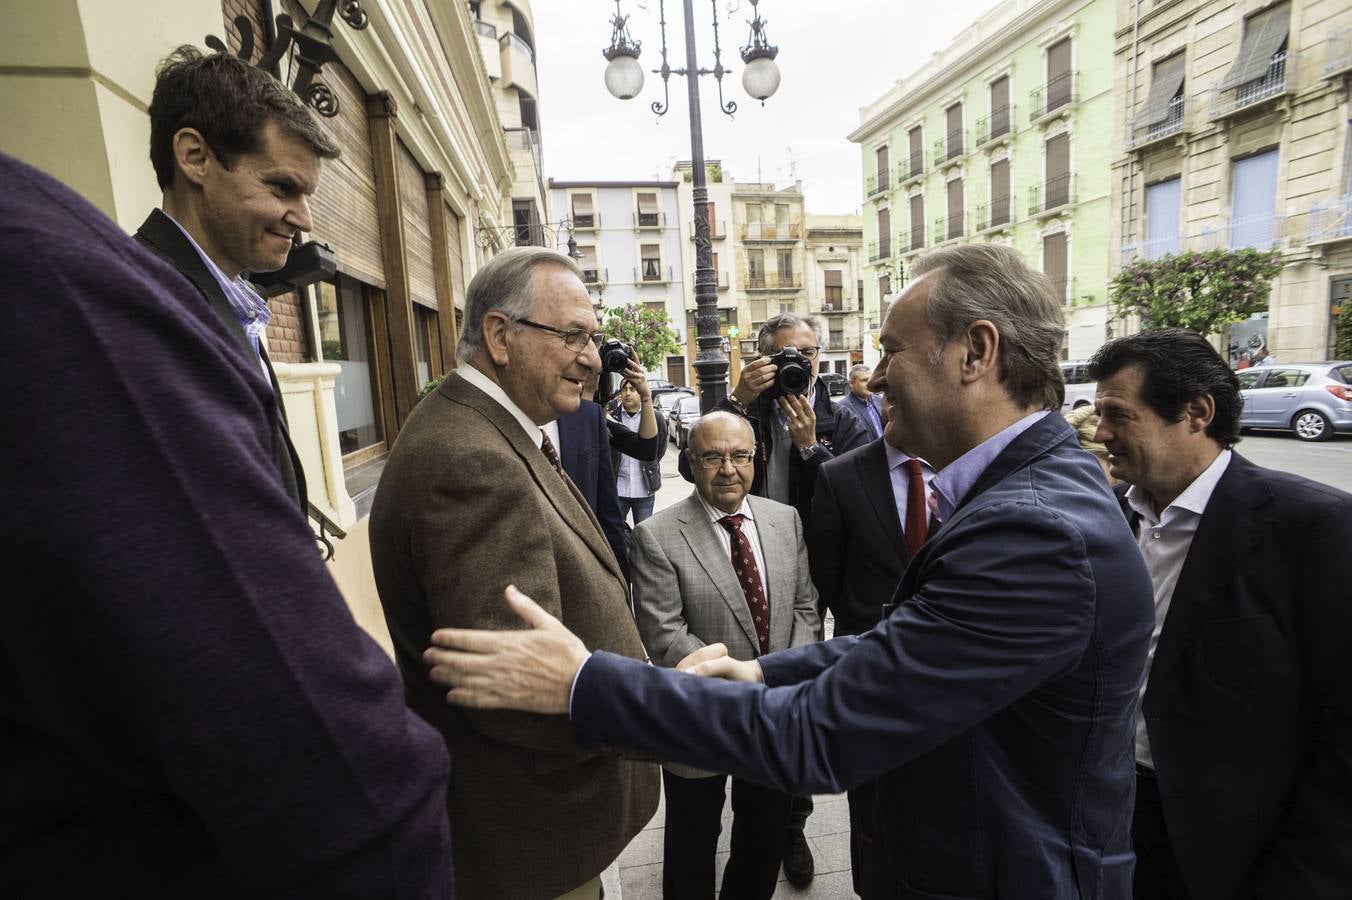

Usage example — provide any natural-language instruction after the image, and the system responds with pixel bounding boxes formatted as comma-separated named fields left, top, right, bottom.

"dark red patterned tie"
left=718, top=514, right=770, bottom=655
left=539, top=430, right=564, bottom=476
left=904, top=458, right=928, bottom=557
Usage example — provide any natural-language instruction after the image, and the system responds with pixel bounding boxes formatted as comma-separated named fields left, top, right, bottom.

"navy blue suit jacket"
left=558, top=399, right=630, bottom=580
left=571, top=413, right=1153, bottom=899
left=841, top=391, right=884, bottom=440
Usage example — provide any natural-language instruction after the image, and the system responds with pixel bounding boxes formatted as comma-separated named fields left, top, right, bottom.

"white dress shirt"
left=697, top=494, right=769, bottom=591
left=458, top=363, right=545, bottom=449
left=1127, top=448, right=1233, bottom=769
left=614, top=408, right=646, bottom=498
left=883, top=442, right=936, bottom=534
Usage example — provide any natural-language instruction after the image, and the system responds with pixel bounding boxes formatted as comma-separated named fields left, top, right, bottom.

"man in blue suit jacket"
left=840, top=363, right=885, bottom=440
left=425, top=244, right=1154, bottom=899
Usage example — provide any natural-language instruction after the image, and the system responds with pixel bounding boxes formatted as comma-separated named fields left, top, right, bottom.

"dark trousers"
left=1132, top=767, right=1192, bottom=899
left=662, top=769, right=792, bottom=900
left=788, top=794, right=813, bottom=829
left=618, top=494, right=656, bottom=526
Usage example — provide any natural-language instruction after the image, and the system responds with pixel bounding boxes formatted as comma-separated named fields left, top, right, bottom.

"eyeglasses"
left=516, top=318, right=604, bottom=353
left=694, top=451, right=756, bottom=469
left=798, top=345, right=820, bottom=358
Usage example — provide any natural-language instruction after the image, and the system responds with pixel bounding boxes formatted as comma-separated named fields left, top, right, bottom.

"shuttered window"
left=877, top=207, right=891, bottom=257
left=909, top=195, right=925, bottom=249
left=946, top=104, right=964, bottom=157
left=307, top=61, right=384, bottom=288
left=1231, top=149, right=1279, bottom=248
left=1141, top=54, right=1187, bottom=126
left=907, top=126, right=923, bottom=176
left=1043, top=232, right=1068, bottom=302
left=947, top=178, right=964, bottom=239
left=1222, top=3, right=1290, bottom=89
left=571, top=193, right=595, bottom=228
left=875, top=145, right=890, bottom=189
left=445, top=202, right=465, bottom=313
left=990, top=159, right=1011, bottom=226
left=990, top=77, right=1010, bottom=138
left=1045, top=133, right=1071, bottom=208
left=396, top=141, right=436, bottom=309
left=1145, top=178, right=1182, bottom=259
left=1047, top=39, right=1073, bottom=111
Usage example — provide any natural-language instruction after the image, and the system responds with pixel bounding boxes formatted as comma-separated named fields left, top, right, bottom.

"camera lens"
left=600, top=340, right=631, bottom=374
left=779, top=365, right=809, bottom=394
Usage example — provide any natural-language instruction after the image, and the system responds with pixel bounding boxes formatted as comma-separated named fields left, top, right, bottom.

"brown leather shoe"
left=783, top=827, right=815, bottom=886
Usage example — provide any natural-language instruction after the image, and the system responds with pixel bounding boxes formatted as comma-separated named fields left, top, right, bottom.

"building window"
left=747, top=249, right=765, bottom=287
left=317, top=275, right=382, bottom=455
left=880, top=273, right=891, bottom=296
left=777, top=249, right=794, bottom=284
left=1046, top=37, right=1073, bottom=111
left=829, top=324, right=844, bottom=350
left=876, top=207, right=891, bottom=258
left=825, top=269, right=843, bottom=307
left=641, top=243, right=663, bottom=281
left=636, top=192, right=661, bottom=227
left=989, top=76, right=1011, bottom=140
left=1230, top=149, right=1279, bottom=248
left=750, top=298, right=768, bottom=321
left=946, top=178, right=965, bottom=239
left=1219, top=3, right=1290, bottom=98
left=874, top=145, right=890, bottom=192
left=989, top=159, right=1011, bottom=227
left=907, top=125, right=924, bottom=179
left=1144, top=178, right=1182, bottom=259
left=571, top=193, right=596, bottom=229
left=1044, top=133, right=1071, bottom=210
left=576, top=244, right=600, bottom=284
left=413, top=305, right=435, bottom=388
left=909, top=195, right=925, bottom=249
left=666, top=355, right=687, bottom=387
left=1138, top=55, right=1186, bottom=141
left=945, top=102, right=964, bottom=159
left=779, top=301, right=796, bottom=314
left=1042, top=232, right=1068, bottom=304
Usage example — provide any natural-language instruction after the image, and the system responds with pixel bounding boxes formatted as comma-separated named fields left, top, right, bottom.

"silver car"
left=671, top=395, right=704, bottom=449
left=1237, top=361, right=1352, bottom=441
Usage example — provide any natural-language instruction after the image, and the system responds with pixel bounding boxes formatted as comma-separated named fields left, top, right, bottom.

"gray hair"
left=687, top=410, right=755, bottom=453
left=757, top=313, right=824, bottom=356
left=456, top=247, right=584, bottom=363
left=908, top=243, right=1065, bottom=411
left=848, top=363, right=871, bottom=379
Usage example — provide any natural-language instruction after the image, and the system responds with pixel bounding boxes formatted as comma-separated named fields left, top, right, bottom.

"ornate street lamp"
left=602, top=0, right=781, bottom=411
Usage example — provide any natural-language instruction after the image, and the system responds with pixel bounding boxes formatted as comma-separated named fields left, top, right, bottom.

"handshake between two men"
left=424, top=585, right=760, bottom=715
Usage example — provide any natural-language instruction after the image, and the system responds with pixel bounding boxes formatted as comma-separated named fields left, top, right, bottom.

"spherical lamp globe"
left=741, top=56, right=780, bottom=101
left=604, top=53, right=645, bottom=100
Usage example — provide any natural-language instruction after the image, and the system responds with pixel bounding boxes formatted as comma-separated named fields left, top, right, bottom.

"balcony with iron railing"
left=580, top=266, right=608, bottom=285
left=975, top=106, right=1016, bottom=148
left=900, top=226, right=926, bottom=254
left=1029, top=71, right=1078, bottom=124
left=635, top=263, right=673, bottom=284
left=1210, top=50, right=1296, bottom=120
left=1048, top=275, right=1076, bottom=307
left=1117, top=234, right=1182, bottom=266
left=1326, top=27, right=1352, bottom=79
left=975, top=197, right=1013, bottom=232
left=1307, top=195, right=1352, bottom=245
left=571, top=211, right=600, bottom=230
left=897, top=153, right=925, bottom=186
left=933, top=130, right=967, bottom=167
left=935, top=212, right=966, bottom=243
left=826, top=334, right=860, bottom=351
left=815, top=295, right=858, bottom=314
left=689, top=219, right=728, bottom=240
left=1028, top=174, right=1075, bottom=218
left=1127, top=95, right=1187, bottom=151
left=866, top=169, right=892, bottom=198
left=633, top=210, right=666, bottom=229
left=741, top=222, right=803, bottom=241
left=1120, top=212, right=1291, bottom=264
left=744, top=272, right=803, bottom=290
left=868, top=239, right=892, bottom=262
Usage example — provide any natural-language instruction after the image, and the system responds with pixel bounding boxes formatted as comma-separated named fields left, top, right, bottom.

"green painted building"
left=849, top=0, right=1115, bottom=363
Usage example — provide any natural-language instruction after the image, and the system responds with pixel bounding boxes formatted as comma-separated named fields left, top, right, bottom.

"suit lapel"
left=444, top=374, right=627, bottom=589
left=748, top=497, right=796, bottom=650
left=679, top=497, right=760, bottom=650
left=859, top=440, right=906, bottom=559
left=1146, top=455, right=1269, bottom=690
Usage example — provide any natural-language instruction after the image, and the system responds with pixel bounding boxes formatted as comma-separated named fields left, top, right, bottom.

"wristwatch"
left=798, top=442, right=823, bottom=460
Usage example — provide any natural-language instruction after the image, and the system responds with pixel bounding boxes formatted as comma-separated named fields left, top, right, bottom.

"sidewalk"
left=618, top=444, right=857, bottom=898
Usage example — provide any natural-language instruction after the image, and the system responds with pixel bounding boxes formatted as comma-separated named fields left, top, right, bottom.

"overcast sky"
left=531, top=0, right=1001, bottom=215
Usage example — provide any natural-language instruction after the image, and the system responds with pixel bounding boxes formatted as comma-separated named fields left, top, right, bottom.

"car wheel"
left=1292, top=409, right=1332, bottom=442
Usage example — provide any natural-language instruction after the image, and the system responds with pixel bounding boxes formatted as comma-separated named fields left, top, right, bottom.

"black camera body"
left=598, top=338, right=633, bottom=375
left=761, top=347, right=814, bottom=401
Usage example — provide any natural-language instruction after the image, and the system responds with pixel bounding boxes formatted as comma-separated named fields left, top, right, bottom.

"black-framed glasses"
left=694, top=450, right=756, bottom=469
left=798, top=345, right=820, bottom=358
left=515, top=318, right=604, bottom=353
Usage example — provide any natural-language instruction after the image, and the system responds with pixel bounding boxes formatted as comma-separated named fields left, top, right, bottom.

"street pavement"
left=614, top=428, right=1347, bottom=899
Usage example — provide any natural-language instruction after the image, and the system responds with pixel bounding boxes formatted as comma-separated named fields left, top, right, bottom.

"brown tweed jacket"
left=370, top=371, right=659, bottom=899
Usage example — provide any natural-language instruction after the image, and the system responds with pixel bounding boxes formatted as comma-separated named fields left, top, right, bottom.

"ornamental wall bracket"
left=205, top=0, right=370, bottom=118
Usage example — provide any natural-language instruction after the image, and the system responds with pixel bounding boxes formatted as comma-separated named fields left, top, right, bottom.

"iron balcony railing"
left=868, top=239, right=892, bottom=262
left=1121, top=212, right=1292, bottom=264
left=1307, top=195, right=1352, bottom=244
left=866, top=169, right=892, bottom=197
left=1221, top=212, right=1288, bottom=251
left=1325, top=27, right=1352, bottom=78
left=741, top=222, right=803, bottom=241
left=975, top=197, right=1013, bottom=232
left=975, top=106, right=1016, bottom=147
left=903, top=225, right=926, bottom=252
left=1118, top=235, right=1182, bottom=266
left=571, top=211, right=600, bottom=230
left=689, top=219, right=727, bottom=239
left=1030, top=71, right=1078, bottom=122
left=633, top=210, right=666, bottom=229
left=580, top=266, right=608, bottom=285
left=897, top=153, right=925, bottom=184
left=933, top=130, right=967, bottom=165
left=1210, top=50, right=1296, bottom=120
left=816, top=297, right=858, bottom=314
left=935, top=213, right=966, bottom=242
left=635, top=264, right=673, bottom=283
left=827, top=335, right=858, bottom=351
left=1028, top=174, right=1076, bottom=216
left=1127, top=95, right=1187, bottom=151
left=744, top=272, right=802, bottom=290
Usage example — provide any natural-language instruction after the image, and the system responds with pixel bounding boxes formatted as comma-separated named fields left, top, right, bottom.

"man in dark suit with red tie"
left=808, top=396, right=934, bottom=898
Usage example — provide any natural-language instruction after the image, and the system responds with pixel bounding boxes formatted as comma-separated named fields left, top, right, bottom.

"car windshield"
left=657, top=393, right=692, bottom=411
left=676, top=398, right=701, bottom=415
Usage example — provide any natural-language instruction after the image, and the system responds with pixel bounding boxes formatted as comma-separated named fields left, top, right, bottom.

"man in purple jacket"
left=0, top=152, right=453, bottom=897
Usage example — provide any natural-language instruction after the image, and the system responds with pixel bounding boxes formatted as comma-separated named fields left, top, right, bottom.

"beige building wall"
left=805, top=215, right=866, bottom=373
left=731, top=181, right=808, bottom=359
left=1111, top=0, right=1352, bottom=360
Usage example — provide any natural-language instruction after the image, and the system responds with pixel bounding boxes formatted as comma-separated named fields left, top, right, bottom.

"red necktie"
left=718, top=514, right=770, bottom=655
left=539, top=431, right=564, bottom=476
left=904, top=458, right=928, bottom=557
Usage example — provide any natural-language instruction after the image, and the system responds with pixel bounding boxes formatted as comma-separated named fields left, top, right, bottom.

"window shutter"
left=1140, top=55, right=1187, bottom=126
left=1221, top=3, right=1290, bottom=89
left=990, top=76, right=1010, bottom=137
left=397, top=141, right=437, bottom=309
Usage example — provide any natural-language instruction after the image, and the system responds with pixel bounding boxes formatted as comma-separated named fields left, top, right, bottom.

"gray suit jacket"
left=631, top=492, right=822, bottom=777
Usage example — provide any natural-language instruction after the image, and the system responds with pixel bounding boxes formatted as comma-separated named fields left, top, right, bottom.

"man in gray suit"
left=632, top=411, right=822, bottom=900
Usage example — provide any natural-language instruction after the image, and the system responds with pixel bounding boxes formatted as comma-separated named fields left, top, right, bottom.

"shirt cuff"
left=567, top=652, right=594, bottom=717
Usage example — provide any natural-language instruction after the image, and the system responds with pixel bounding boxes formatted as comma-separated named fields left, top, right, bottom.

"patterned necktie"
left=539, top=430, right=564, bottom=476
left=718, top=514, right=770, bottom=655
left=904, top=458, right=929, bottom=557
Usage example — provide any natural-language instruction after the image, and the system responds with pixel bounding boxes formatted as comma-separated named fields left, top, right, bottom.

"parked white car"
left=1060, top=361, right=1096, bottom=412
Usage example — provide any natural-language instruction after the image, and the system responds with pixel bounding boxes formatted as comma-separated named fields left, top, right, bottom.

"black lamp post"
left=602, top=0, right=780, bottom=412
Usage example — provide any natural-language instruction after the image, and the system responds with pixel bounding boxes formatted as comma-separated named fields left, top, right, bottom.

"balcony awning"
left=1141, top=54, right=1186, bottom=126
left=571, top=194, right=593, bottom=214
left=637, top=193, right=659, bottom=214
left=1220, top=2, right=1289, bottom=89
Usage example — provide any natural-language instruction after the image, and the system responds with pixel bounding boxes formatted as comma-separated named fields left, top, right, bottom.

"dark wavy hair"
left=1087, top=328, right=1242, bottom=447
left=149, top=46, right=339, bottom=189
